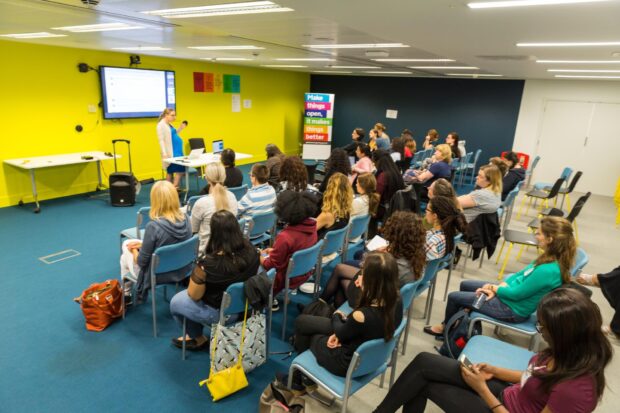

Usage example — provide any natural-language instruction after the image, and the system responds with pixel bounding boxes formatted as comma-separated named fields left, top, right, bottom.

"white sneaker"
left=272, top=299, right=280, bottom=312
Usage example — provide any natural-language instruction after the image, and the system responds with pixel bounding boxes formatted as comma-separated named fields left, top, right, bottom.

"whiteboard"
left=302, top=143, right=331, bottom=160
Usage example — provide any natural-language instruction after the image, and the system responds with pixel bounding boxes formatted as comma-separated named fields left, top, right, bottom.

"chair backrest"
left=565, top=191, right=591, bottom=222
left=565, top=171, right=583, bottom=193
left=321, top=225, right=349, bottom=257
left=185, top=195, right=205, bottom=216
left=470, top=148, right=482, bottom=166
left=560, top=167, right=573, bottom=183
left=570, top=248, right=589, bottom=277
left=418, top=253, right=453, bottom=287
left=412, top=151, right=423, bottom=165
left=151, top=235, right=199, bottom=276
left=502, top=189, right=519, bottom=229
left=188, top=138, right=206, bottom=150
left=287, top=240, right=324, bottom=278
left=228, top=184, right=248, bottom=201
left=400, top=282, right=419, bottom=313
left=424, top=148, right=434, bottom=158
left=136, top=207, right=151, bottom=238
left=220, top=282, right=246, bottom=320
left=350, top=318, right=405, bottom=378
left=249, top=210, right=277, bottom=238
left=546, top=178, right=565, bottom=198
left=348, top=214, right=370, bottom=242
left=459, top=152, right=472, bottom=170
left=528, top=155, right=541, bottom=172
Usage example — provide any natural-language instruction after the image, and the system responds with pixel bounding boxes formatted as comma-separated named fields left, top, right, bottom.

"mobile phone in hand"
left=458, top=353, right=475, bottom=372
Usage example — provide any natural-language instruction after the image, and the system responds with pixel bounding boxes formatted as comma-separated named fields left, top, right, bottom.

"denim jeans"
left=170, top=290, right=220, bottom=338
left=443, top=280, right=528, bottom=325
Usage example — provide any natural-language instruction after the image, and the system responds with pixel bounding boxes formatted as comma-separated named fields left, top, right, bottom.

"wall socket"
left=87, top=104, right=97, bottom=113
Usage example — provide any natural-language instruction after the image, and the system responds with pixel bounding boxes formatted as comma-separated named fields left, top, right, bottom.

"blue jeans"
left=443, top=280, right=528, bottom=325
left=170, top=290, right=220, bottom=338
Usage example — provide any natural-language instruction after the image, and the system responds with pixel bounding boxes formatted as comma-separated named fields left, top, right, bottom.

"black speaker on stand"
left=109, top=139, right=136, bottom=206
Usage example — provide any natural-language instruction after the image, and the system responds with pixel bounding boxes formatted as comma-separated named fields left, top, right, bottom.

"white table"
left=164, top=152, right=252, bottom=203
left=4, top=151, right=118, bottom=213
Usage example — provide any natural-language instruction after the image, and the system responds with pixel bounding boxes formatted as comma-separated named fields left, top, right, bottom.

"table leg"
left=184, top=168, right=190, bottom=203
left=96, top=160, right=103, bottom=190
left=29, top=169, right=40, bottom=213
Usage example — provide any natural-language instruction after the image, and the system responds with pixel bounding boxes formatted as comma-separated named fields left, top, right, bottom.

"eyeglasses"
left=535, top=322, right=544, bottom=333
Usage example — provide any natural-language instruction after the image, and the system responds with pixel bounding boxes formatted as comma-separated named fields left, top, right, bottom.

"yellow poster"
left=213, top=73, right=223, bottom=93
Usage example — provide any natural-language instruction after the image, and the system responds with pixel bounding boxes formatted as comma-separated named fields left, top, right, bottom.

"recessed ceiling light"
left=537, top=59, right=620, bottom=63
left=52, top=23, right=144, bottom=32
left=313, top=71, right=353, bottom=74
left=548, top=69, right=620, bottom=73
left=518, top=41, right=620, bottom=47
left=468, top=0, right=611, bottom=9
left=372, top=58, right=455, bottom=62
left=142, top=1, right=293, bottom=18
left=409, top=66, right=479, bottom=69
left=555, top=74, right=620, bottom=79
left=303, top=43, right=409, bottom=49
left=0, top=32, right=67, bottom=39
left=274, top=58, right=335, bottom=61
left=446, top=73, right=504, bottom=77
left=189, top=45, right=265, bottom=50
left=329, top=66, right=380, bottom=69
left=364, top=71, right=412, bottom=74
left=112, top=46, right=171, bottom=51
left=261, top=65, right=307, bottom=68
left=200, top=57, right=253, bottom=61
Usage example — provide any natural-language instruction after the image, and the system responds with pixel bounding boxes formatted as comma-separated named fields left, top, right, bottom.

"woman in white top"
left=458, top=164, right=502, bottom=223
left=190, top=162, right=238, bottom=252
left=156, top=108, right=187, bottom=188
left=351, top=173, right=380, bottom=218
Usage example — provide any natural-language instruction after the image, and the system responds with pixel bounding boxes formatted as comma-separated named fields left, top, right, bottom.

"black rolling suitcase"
left=109, top=139, right=136, bottom=207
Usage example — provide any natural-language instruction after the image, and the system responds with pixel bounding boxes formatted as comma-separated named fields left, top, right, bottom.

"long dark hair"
left=325, top=148, right=352, bottom=177
left=279, top=156, right=308, bottom=192
left=205, top=210, right=252, bottom=271
left=356, top=252, right=399, bottom=341
left=427, top=196, right=467, bottom=255
left=535, top=288, right=612, bottom=398
left=357, top=173, right=380, bottom=217
left=381, top=211, right=426, bottom=281
left=391, top=137, right=406, bottom=159
left=373, top=150, right=405, bottom=201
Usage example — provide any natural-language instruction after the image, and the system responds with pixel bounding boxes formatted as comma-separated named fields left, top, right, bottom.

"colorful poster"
left=303, top=93, right=335, bottom=144
left=223, top=74, right=241, bottom=93
left=193, top=72, right=205, bottom=92
left=214, top=74, right=223, bottom=93
left=205, top=73, right=215, bottom=92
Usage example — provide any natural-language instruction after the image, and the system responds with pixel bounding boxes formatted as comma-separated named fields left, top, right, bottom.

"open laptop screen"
left=212, top=140, right=224, bottom=154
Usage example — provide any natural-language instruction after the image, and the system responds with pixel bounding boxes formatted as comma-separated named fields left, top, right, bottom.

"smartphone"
left=458, top=353, right=475, bottom=372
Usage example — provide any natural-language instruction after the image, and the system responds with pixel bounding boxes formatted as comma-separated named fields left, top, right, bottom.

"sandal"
left=576, top=273, right=597, bottom=287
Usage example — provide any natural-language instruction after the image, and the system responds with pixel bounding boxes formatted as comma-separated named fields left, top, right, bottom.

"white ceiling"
left=2, top=0, right=620, bottom=79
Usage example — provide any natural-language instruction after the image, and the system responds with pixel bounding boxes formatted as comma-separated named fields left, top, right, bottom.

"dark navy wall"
left=310, top=75, right=525, bottom=164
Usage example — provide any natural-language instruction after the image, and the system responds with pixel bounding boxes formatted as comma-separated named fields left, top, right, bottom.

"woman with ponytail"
left=424, top=195, right=467, bottom=260
left=424, top=216, right=577, bottom=337
left=352, top=173, right=380, bottom=218
left=191, top=162, right=238, bottom=252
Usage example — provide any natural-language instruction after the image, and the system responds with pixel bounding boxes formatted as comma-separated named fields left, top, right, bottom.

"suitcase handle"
left=112, top=139, right=132, bottom=173
left=112, top=139, right=130, bottom=144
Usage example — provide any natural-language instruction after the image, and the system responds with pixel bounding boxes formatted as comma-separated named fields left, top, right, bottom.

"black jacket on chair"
left=385, top=185, right=420, bottom=219
left=465, top=212, right=501, bottom=261
left=244, top=271, right=272, bottom=312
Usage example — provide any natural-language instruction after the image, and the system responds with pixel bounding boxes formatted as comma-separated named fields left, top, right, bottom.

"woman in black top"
left=169, top=210, right=259, bottom=351
left=342, top=127, right=365, bottom=159
left=318, top=148, right=352, bottom=193
left=373, top=150, right=405, bottom=220
left=293, top=252, right=403, bottom=377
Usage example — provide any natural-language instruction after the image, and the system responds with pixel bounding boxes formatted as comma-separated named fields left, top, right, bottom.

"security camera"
left=252, top=52, right=260, bottom=57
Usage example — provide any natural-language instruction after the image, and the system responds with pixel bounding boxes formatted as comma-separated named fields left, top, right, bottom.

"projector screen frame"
left=99, top=65, right=176, bottom=120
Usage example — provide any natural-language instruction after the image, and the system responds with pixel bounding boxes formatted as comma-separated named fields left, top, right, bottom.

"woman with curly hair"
left=318, top=148, right=352, bottom=193
left=320, top=211, right=426, bottom=307
left=316, top=172, right=353, bottom=240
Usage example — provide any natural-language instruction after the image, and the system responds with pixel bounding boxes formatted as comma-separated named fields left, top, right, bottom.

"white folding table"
left=4, top=151, right=118, bottom=213
left=165, top=151, right=252, bottom=203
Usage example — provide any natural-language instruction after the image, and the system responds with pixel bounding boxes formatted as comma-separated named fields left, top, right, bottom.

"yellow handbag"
left=199, top=300, right=249, bottom=401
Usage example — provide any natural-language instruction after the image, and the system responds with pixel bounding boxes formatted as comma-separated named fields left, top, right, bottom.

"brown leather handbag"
left=79, top=280, right=123, bottom=331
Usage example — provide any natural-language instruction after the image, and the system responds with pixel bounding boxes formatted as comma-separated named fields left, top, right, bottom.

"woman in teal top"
left=424, top=216, right=576, bottom=337
left=167, top=124, right=186, bottom=175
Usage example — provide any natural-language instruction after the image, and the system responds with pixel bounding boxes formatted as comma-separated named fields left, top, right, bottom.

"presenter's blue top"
left=170, top=125, right=184, bottom=157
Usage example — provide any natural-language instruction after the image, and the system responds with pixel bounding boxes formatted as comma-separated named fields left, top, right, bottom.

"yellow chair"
left=517, top=178, right=564, bottom=218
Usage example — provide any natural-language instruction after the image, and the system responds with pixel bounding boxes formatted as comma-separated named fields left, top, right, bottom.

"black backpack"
left=437, top=309, right=480, bottom=359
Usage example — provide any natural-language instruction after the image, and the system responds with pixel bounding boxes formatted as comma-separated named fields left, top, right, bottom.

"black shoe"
left=124, top=294, right=133, bottom=308
left=296, top=303, right=305, bottom=313
left=172, top=337, right=209, bottom=351
left=275, top=371, right=317, bottom=395
left=423, top=325, right=443, bottom=337
left=453, top=247, right=462, bottom=265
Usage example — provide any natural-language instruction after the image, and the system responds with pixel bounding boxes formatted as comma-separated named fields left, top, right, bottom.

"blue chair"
left=149, top=235, right=199, bottom=337
left=416, top=253, right=454, bottom=326
left=181, top=268, right=276, bottom=360
left=534, top=166, right=573, bottom=192
left=343, top=215, right=370, bottom=261
left=571, top=247, right=589, bottom=277
left=468, top=311, right=539, bottom=350
left=308, top=225, right=350, bottom=299
left=411, top=150, right=424, bottom=168
left=455, top=151, right=472, bottom=187
left=228, top=184, right=248, bottom=201
left=464, top=149, right=482, bottom=186
left=119, top=207, right=151, bottom=246
left=524, top=155, right=541, bottom=189
left=288, top=318, right=406, bottom=413
left=185, top=195, right=205, bottom=216
left=463, top=335, right=534, bottom=372
left=443, top=234, right=464, bottom=301
left=281, top=240, right=324, bottom=340
left=248, top=210, right=278, bottom=246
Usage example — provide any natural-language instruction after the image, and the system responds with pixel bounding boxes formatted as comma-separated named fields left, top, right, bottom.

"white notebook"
left=366, top=235, right=388, bottom=252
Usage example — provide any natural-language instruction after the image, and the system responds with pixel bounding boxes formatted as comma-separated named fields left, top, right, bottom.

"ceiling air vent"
left=476, top=55, right=536, bottom=61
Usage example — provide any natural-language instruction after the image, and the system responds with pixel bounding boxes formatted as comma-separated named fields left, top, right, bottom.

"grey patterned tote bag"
left=210, top=312, right=267, bottom=373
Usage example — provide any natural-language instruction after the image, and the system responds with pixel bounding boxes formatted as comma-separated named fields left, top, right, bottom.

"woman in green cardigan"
left=424, top=216, right=576, bottom=337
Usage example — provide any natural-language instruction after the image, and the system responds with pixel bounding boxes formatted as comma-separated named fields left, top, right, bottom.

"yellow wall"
left=0, top=40, right=309, bottom=208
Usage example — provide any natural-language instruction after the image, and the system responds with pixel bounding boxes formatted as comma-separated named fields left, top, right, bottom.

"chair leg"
left=281, top=290, right=289, bottom=341
left=389, top=346, right=399, bottom=388
left=515, top=244, right=526, bottom=261
left=152, top=284, right=158, bottom=337
left=182, top=317, right=187, bottom=360
left=574, top=220, right=579, bottom=245
left=565, top=193, right=571, bottom=212
left=495, top=240, right=506, bottom=264
left=425, top=278, right=437, bottom=325
left=478, top=253, right=484, bottom=269
left=517, top=195, right=527, bottom=218
left=498, top=243, right=514, bottom=279
left=443, top=256, right=454, bottom=301
left=460, top=244, right=471, bottom=278
left=379, top=373, right=385, bottom=389
left=401, top=305, right=412, bottom=356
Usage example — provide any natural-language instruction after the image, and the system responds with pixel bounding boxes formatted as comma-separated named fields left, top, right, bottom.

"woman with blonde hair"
left=458, top=164, right=502, bottom=223
left=352, top=173, right=380, bottom=218
left=405, top=143, right=453, bottom=202
left=191, top=162, right=238, bottom=252
left=156, top=108, right=187, bottom=188
left=120, top=181, right=192, bottom=304
left=316, top=172, right=353, bottom=239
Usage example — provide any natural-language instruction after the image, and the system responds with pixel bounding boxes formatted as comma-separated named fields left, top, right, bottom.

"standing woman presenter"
left=157, top=108, right=187, bottom=189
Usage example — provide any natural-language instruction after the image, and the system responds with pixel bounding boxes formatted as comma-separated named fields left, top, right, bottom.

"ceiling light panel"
left=189, top=45, right=264, bottom=50
left=373, top=58, right=455, bottom=62
left=303, top=43, right=409, bottom=49
left=52, top=23, right=144, bottom=32
left=555, top=75, right=620, bottom=79
left=313, top=71, right=353, bottom=74
left=200, top=57, right=254, bottom=61
left=329, top=66, right=380, bottom=69
left=537, top=59, right=620, bottom=63
left=446, top=73, right=503, bottom=77
left=261, top=65, right=307, bottom=68
left=409, top=66, right=479, bottom=69
left=548, top=69, right=620, bottom=72
left=468, top=0, right=611, bottom=9
left=112, top=46, right=171, bottom=51
left=275, top=58, right=335, bottom=61
left=518, top=41, right=620, bottom=47
left=364, top=71, right=412, bottom=74
left=0, top=32, right=67, bottom=39
left=142, top=1, right=293, bottom=18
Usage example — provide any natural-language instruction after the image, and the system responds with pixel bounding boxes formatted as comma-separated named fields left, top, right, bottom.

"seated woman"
left=199, top=148, right=243, bottom=194
left=120, top=181, right=192, bottom=305
left=191, top=162, right=238, bottom=252
left=501, top=151, right=526, bottom=200
left=372, top=150, right=405, bottom=221
left=374, top=122, right=391, bottom=150
left=390, top=137, right=413, bottom=174
left=350, top=143, right=374, bottom=184
left=446, top=131, right=462, bottom=160
left=404, top=144, right=453, bottom=201
left=169, top=210, right=259, bottom=351
left=316, top=172, right=352, bottom=239
left=424, top=195, right=467, bottom=261
left=342, top=127, right=365, bottom=159
left=428, top=178, right=461, bottom=210
left=318, top=148, right=351, bottom=193
left=321, top=211, right=426, bottom=308
left=265, top=144, right=286, bottom=188
left=291, top=252, right=403, bottom=383
left=422, top=128, right=439, bottom=150
left=459, top=164, right=502, bottom=224
left=424, top=216, right=576, bottom=337
left=578, top=265, right=620, bottom=339
left=278, top=156, right=320, bottom=194
left=368, top=128, right=379, bottom=152
left=401, top=129, right=416, bottom=155
left=376, top=287, right=612, bottom=413
left=351, top=173, right=380, bottom=218
left=261, top=191, right=318, bottom=300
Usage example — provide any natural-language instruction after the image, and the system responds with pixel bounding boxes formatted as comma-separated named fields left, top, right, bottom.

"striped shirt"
left=425, top=228, right=446, bottom=261
left=238, top=183, right=277, bottom=220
